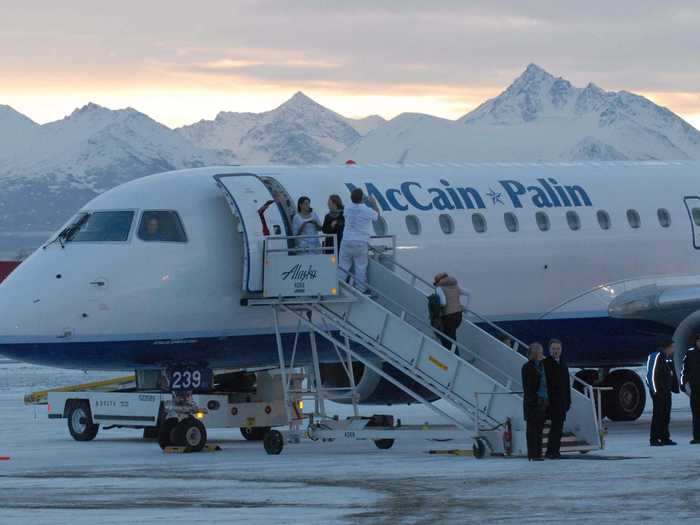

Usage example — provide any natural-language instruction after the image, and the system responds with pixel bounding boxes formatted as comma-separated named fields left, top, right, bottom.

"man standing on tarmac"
left=543, top=339, right=571, bottom=459
left=681, top=334, right=700, bottom=444
left=646, top=341, right=680, bottom=447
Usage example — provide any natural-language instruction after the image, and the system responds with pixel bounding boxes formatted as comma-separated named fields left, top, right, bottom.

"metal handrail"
left=263, top=234, right=339, bottom=256
left=334, top=267, right=516, bottom=387
left=464, top=308, right=529, bottom=354
left=370, top=250, right=436, bottom=295
left=368, top=251, right=529, bottom=360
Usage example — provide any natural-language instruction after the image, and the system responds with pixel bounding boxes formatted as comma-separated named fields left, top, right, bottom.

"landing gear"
left=174, top=417, right=207, bottom=452
left=240, top=426, right=271, bottom=441
left=604, top=369, right=645, bottom=421
left=158, top=366, right=212, bottom=452
left=575, top=368, right=645, bottom=422
left=158, top=417, right=179, bottom=450
left=67, top=401, right=99, bottom=441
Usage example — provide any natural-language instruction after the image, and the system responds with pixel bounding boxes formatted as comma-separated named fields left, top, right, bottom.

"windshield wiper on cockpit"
left=62, top=213, right=90, bottom=243
left=42, top=213, right=90, bottom=250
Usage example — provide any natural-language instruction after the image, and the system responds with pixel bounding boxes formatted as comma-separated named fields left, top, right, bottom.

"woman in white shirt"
left=293, top=196, right=322, bottom=251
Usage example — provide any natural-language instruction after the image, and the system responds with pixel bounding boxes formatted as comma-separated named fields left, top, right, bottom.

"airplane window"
left=138, top=210, right=187, bottom=242
left=438, top=214, right=454, bottom=235
left=373, top=216, right=388, bottom=236
left=472, top=213, right=487, bottom=234
left=626, top=209, right=641, bottom=229
left=566, top=211, right=581, bottom=231
left=504, top=212, right=519, bottom=233
left=597, top=210, right=611, bottom=230
left=535, top=211, right=550, bottom=232
left=657, top=208, right=671, bottom=228
left=692, top=208, right=700, bottom=227
left=68, top=211, right=135, bottom=242
left=406, top=215, right=421, bottom=235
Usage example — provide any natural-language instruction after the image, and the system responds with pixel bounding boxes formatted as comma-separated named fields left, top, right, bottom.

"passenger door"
left=215, top=173, right=286, bottom=293
left=684, top=196, right=700, bottom=249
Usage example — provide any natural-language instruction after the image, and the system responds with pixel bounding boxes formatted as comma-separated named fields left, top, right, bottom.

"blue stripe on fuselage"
left=0, top=316, right=672, bottom=370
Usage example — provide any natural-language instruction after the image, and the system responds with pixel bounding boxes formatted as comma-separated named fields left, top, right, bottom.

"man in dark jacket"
left=646, top=341, right=680, bottom=446
left=681, top=334, right=700, bottom=444
left=543, top=339, right=571, bottom=459
left=522, top=342, right=548, bottom=461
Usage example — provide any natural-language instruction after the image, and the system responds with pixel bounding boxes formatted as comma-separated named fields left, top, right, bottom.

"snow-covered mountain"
left=0, top=103, right=224, bottom=234
left=179, top=92, right=370, bottom=164
left=345, top=114, right=386, bottom=135
left=0, top=105, right=39, bottom=161
left=341, top=64, right=700, bottom=163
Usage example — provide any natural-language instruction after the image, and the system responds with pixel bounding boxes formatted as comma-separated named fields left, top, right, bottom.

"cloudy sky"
left=2, top=1, right=699, bottom=128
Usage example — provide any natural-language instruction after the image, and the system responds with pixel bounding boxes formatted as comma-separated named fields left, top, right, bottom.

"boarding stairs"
left=364, top=248, right=603, bottom=454
left=246, top=236, right=602, bottom=456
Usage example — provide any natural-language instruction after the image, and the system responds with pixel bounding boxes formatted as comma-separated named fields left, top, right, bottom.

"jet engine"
left=319, top=361, right=439, bottom=405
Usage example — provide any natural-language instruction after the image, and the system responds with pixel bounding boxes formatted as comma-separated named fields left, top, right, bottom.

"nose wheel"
left=175, top=417, right=207, bottom=452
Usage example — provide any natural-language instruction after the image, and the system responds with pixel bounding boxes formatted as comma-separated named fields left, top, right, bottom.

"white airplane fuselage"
left=0, top=162, right=698, bottom=371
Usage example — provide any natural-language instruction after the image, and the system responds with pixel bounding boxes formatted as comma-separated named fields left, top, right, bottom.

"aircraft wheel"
left=67, top=402, right=99, bottom=441
left=373, top=439, right=395, bottom=450
left=263, top=430, right=285, bottom=455
left=240, top=426, right=271, bottom=441
left=605, top=369, right=645, bottom=421
left=174, top=417, right=207, bottom=453
left=158, top=417, right=179, bottom=450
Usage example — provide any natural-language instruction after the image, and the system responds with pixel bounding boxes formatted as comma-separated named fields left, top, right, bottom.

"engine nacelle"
left=319, top=361, right=439, bottom=405
left=672, top=310, right=700, bottom=389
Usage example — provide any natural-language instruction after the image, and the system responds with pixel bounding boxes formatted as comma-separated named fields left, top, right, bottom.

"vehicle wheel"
left=143, top=426, right=159, bottom=440
left=174, top=417, right=207, bottom=453
left=240, top=426, right=271, bottom=441
left=263, top=430, right=285, bottom=455
left=158, top=417, right=179, bottom=450
left=67, top=402, right=99, bottom=441
left=374, top=439, right=395, bottom=450
left=605, top=369, right=646, bottom=421
left=473, top=437, right=487, bottom=459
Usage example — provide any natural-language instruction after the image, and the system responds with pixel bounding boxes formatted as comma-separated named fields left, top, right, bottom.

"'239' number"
left=170, top=370, right=202, bottom=390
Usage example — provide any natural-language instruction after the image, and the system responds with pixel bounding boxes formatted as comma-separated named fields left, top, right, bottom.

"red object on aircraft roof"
left=345, top=159, right=356, bottom=165
left=0, top=261, right=20, bottom=283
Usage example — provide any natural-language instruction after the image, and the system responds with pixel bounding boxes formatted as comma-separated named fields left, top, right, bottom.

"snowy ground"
left=1, top=360, right=699, bottom=524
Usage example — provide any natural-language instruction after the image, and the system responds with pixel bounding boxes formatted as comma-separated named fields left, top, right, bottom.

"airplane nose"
left=0, top=273, right=41, bottom=353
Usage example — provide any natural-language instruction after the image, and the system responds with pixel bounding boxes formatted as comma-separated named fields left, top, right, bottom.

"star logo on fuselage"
left=486, top=188, right=504, bottom=206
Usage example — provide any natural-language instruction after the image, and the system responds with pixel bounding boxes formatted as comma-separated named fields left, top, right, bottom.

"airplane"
left=2, top=161, right=700, bottom=423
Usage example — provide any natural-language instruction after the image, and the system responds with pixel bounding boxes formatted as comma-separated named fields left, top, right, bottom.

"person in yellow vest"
left=433, top=272, right=471, bottom=350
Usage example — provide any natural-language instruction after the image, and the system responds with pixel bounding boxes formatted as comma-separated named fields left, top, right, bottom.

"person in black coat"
left=681, top=334, right=700, bottom=444
left=646, top=341, right=680, bottom=446
left=322, top=194, right=345, bottom=254
left=522, top=342, right=548, bottom=461
left=543, top=339, right=571, bottom=459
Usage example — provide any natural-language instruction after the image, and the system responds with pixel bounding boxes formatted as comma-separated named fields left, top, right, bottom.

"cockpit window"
left=65, top=211, right=135, bottom=242
left=138, top=210, right=187, bottom=242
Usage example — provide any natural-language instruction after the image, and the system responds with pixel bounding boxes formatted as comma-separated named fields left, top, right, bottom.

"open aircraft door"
left=215, top=174, right=288, bottom=293
left=684, top=196, right=700, bottom=249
